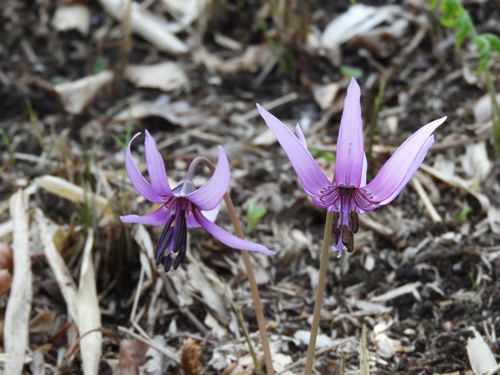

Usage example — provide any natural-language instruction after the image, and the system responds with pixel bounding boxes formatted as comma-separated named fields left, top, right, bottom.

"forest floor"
left=1, top=0, right=500, bottom=374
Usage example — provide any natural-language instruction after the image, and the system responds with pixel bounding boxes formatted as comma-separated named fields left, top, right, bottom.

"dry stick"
left=304, top=211, right=334, bottom=375
left=198, top=158, right=274, bottom=375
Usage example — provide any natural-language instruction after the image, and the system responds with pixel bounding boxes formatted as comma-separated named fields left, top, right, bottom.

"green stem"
left=367, top=80, right=386, bottom=166
left=304, top=211, right=334, bottom=375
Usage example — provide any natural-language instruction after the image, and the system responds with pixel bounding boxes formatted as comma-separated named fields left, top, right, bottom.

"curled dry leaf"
left=473, top=93, right=500, bottom=126
left=51, top=4, right=91, bottom=35
left=54, top=71, right=114, bottom=114
left=462, top=142, right=492, bottom=182
left=98, top=0, right=188, bottom=55
left=311, top=82, right=340, bottom=111
left=125, top=62, right=188, bottom=91
left=194, top=45, right=272, bottom=74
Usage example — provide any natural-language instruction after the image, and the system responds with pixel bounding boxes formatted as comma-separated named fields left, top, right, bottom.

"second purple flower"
left=258, top=78, right=447, bottom=256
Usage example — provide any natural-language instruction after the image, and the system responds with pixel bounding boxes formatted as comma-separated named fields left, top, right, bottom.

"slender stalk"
left=223, top=195, right=274, bottom=375
left=367, top=80, right=386, bottom=166
left=197, top=158, right=274, bottom=375
left=304, top=211, right=334, bottom=375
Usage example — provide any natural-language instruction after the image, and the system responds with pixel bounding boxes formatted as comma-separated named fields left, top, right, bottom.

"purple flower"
left=120, top=131, right=274, bottom=271
left=257, top=78, right=446, bottom=256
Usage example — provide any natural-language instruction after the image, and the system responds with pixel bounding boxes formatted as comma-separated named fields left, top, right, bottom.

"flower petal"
left=193, top=210, right=275, bottom=255
left=120, top=205, right=173, bottom=225
left=144, top=130, right=174, bottom=197
left=125, top=133, right=164, bottom=204
left=335, top=78, right=365, bottom=188
left=185, top=204, right=220, bottom=228
left=363, top=116, right=447, bottom=205
left=257, top=104, right=332, bottom=199
left=185, top=146, right=230, bottom=211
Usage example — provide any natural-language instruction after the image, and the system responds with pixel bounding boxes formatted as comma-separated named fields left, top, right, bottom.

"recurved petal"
left=363, top=116, right=447, bottom=205
left=144, top=130, right=174, bottom=197
left=125, top=133, right=164, bottom=204
left=186, top=146, right=230, bottom=211
left=194, top=210, right=275, bottom=255
left=257, top=104, right=332, bottom=197
left=120, top=205, right=173, bottom=225
left=185, top=204, right=220, bottom=228
left=334, top=78, right=365, bottom=188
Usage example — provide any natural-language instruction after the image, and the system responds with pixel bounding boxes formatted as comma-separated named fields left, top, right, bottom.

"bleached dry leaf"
left=76, top=229, right=102, bottom=375
left=125, top=62, right=188, bottom=91
left=187, top=264, right=228, bottom=319
left=113, top=95, right=215, bottom=127
left=29, top=310, right=56, bottom=334
left=98, top=0, right=188, bottom=55
left=34, top=209, right=79, bottom=320
left=54, top=71, right=114, bottom=114
left=370, top=282, right=422, bottom=303
left=51, top=4, right=91, bottom=35
left=36, top=175, right=112, bottom=216
left=161, top=0, right=208, bottom=26
left=462, top=142, right=492, bottom=182
left=311, top=82, right=340, bottom=111
left=5, top=190, right=32, bottom=375
left=141, top=335, right=166, bottom=375
left=194, top=45, right=272, bottom=74
left=294, top=330, right=333, bottom=349
left=131, top=225, right=154, bottom=286
left=473, top=93, right=500, bottom=125
left=467, top=329, right=498, bottom=375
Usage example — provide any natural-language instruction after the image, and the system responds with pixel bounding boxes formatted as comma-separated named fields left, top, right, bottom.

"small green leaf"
left=247, top=204, right=267, bottom=232
left=457, top=204, right=471, bottom=223
left=340, top=65, right=363, bottom=80
left=92, top=58, right=108, bottom=74
left=309, top=148, right=335, bottom=162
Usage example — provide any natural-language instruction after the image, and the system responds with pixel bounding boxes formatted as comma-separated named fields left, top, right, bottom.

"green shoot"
left=0, top=129, right=17, bottom=176
left=26, top=100, right=45, bottom=148
left=309, top=148, right=336, bottom=162
left=247, top=204, right=267, bottom=232
left=92, top=57, right=108, bottom=74
left=457, top=204, right=471, bottom=224
left=431, top=0, right=500, bottom=155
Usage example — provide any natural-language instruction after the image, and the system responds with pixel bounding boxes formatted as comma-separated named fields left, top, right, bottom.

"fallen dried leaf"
left=51, top=4, right=91, bottom=35
left=54, top=71, right=114, bottom=114
left=125, top=62, right=188, bottom=91
left=98, top=0, right=188, bottom=55
left=5, top=189, right=32, bottom=375
left=180, top=338, right=201, bottom=375
left=118, top=339, right=148, bottom=375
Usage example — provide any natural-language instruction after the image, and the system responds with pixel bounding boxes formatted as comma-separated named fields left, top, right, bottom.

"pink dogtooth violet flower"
left=120, top=130, right=274, bottom=272
left=257, top=78, right=446, bottom=257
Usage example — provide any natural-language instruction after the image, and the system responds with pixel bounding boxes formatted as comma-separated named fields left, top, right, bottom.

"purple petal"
left=185, top=204, right=220, bottom=228
left=120, top=205, right=173, bottom=225
left=334, top=78, right=365, bottom=188
left=144, top=130, right=174, bottom=197
left=193, top=210, right=275, bottom=255
left=125, top=133, right=164, bottom=204
left=363, top=116, right=447, bottom=205
left=186, top=146, right=230, bottom=211
left=295, top=124, right=307, bottom=147
left=257, top=104, right=332, bottom=199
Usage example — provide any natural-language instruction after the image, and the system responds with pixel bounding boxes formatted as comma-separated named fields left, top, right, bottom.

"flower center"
left=332, top=187, right=359, bottom=256
left=155, top=198, right=189, bottom=272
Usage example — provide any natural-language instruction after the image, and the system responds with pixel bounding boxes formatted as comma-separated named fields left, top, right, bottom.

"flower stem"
left=223, top=194, right=274, bottom=375
left=198, top=158, right=274, bottom=375
left=304, top=211, right=334, bottom=375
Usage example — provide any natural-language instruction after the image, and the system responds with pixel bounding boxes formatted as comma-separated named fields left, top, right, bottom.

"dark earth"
left=1, top=0, right=500, bottom=374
